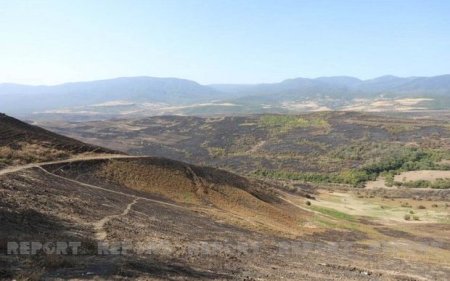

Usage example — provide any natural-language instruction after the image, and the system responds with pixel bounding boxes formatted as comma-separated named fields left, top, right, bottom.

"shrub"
left=403, top=180, right=431, bottom=188
left=430, top=179, right=450, bottom=189
left=253, top=169, right=371, bottom=187
left=254, top=145, right=450, bottom=188
left=384, top=173, right=395, bottom=187
left=208, top=147, right=226, bottom=157
left=404, top=214, right=411, bottom=221
left=418, top=205, right=426, bottom=209
left=259, top=115, right=329, bottom=134
left=306, top=200, right=311, bottom=206
left=413, top=215, right=420, bottom=221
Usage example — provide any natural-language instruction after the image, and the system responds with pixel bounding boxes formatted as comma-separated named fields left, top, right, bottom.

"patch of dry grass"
left=95, top=160, right=307, bottom=237
left=0, top=142, right=70, bottom=166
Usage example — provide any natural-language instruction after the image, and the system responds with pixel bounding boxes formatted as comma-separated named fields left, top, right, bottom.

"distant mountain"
left=392, top=75, right=450, bottom=92
left=2, top=75, right=450, bottom=118
left=210, top=75, right=450, bottom=104
left=0, top=77, right=221, bottom=115
left=315, top=76, right=363, bottom=87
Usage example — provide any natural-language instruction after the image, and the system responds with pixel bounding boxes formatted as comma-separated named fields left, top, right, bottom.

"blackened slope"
left=0, top=114, right=119, bottom=166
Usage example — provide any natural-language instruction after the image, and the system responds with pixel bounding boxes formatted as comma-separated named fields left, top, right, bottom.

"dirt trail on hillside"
left=0, top=154, right=140, bottom=176
left=94, top=198, right=139, bottom=240
left=37, top=166, right=185, bottom=209
left=248, top=140, right=266, bottom=153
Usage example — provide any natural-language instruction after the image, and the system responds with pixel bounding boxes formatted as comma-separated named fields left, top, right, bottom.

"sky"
left=0, top=0, right=449, bottom=85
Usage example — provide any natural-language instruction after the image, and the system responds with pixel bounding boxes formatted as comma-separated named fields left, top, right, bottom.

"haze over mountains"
left=1, top=74, right=450, bottom=119
left=211, top=74, right=450, bottom=96
left=0, top=77, right=220, bottom=114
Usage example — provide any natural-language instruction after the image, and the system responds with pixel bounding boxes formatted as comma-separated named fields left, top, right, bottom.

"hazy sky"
left=1, top=0, right=449, bottom=85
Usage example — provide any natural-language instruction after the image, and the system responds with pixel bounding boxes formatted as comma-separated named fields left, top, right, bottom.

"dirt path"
left=247, top=140, right=266, bottom=153
left=0, top=154, right=141, bottom=176
left=37, top=166, right=185, bottom=209
left=93, top=198, right=139, bottom=240
left=277, top=191, right=318, bottom=215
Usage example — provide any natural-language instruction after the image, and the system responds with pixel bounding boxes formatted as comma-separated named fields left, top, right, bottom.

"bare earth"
left=1, top=158, right=449, bottom=280
left=394, top=170, right=450, bottom=182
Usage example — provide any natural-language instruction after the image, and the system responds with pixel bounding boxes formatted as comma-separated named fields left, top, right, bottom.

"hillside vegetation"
left=45, top=112, right=450, bottom=187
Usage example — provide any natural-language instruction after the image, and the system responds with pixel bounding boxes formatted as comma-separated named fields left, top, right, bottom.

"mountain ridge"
left=2, top=75, right=450, bottom=117
left=3, top=74, right=450, bottom=92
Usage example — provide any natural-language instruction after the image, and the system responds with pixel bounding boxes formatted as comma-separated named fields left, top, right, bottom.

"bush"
left=253, top=169, right=371, bottom=187
left=418, top=205, right=426, bottom=209
left=259, top=115, right=329, bottom=134
left=430, top=179, right=450, bottom=189
left=254, top=146, right=450, bottom=188
left=399, top=179, right=450, bottom=189
left=413, top=215, right=420, bottom=221
left=362, top=147, right=433, bottom=175
left=403, top=180, right=431, bottom=188
left=401, top=202, right=411, bottom=208
left=383, top=172, right=395, bottom=187
left=306, top=200, right=311, bottom=206
left=404, top=214, right=411, bottom=221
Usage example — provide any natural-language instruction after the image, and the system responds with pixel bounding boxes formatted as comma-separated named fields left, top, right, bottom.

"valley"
left=2, top=1, right=450, bottom=280
left=1, top=112, right=447, bottom=280
left=41, top=112, right=450, bottom=188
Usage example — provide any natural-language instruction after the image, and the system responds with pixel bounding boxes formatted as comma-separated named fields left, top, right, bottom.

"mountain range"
left=1, top=75, right=450, bottom=118
left=211, top=75, right=450, bottom=100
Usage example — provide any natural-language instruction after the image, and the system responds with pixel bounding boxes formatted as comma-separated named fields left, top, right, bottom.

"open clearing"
left=366, top=169, right=450, bottom=189
left=342, top=98, right=433, bottom=112
left=311, top=190, right=449, bottom=224
left=365, top=177, right=390, bottom=189
left=394, top=170, right=450, bottom=182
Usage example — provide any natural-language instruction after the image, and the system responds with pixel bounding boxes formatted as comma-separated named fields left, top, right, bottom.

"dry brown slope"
left=0, top=113, right=119, bottom=167
left=2, top=160, right=448, bottom=280
left=45, top=157, right=311, bottom=237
